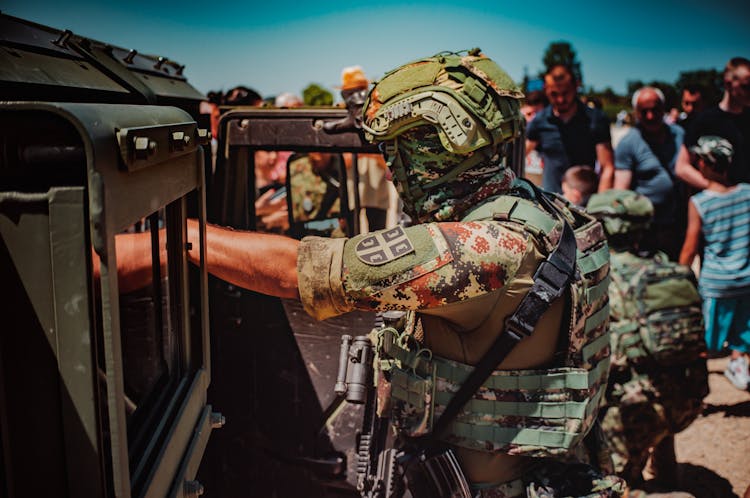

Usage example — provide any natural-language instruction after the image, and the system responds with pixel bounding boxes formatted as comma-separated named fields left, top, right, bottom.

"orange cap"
left=339, top=65, right=369, bottom=90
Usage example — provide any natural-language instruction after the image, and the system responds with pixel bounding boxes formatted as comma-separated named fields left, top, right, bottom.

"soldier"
left=288, top=151, right=344, bottom=222
left=587, top=190, right=709, bottom=494
left=119, top=50, right=624, bottom=496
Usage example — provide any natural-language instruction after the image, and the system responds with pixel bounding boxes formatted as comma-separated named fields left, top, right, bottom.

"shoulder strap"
left=432, top=180, right=577, bottom=439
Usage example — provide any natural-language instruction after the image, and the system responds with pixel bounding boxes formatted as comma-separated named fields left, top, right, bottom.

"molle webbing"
left=585, top=273, right=610, bottom=305
left=585, top=302, right=610, bottom=335
left=382, top=326, right=610, bottom=391
left=578, top=244, right=610, bottom=276
left=383, top=328, right=611, bottom=452
left=448, top=389, right=605, bottom=450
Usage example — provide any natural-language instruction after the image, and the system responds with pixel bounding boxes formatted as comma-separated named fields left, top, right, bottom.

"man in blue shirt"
left=614, top=86, right=685, bottom=259
left=525, top=64, right=614, bottom=194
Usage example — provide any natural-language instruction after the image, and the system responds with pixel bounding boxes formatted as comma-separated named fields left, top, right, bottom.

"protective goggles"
left=362, top=89, right=492, bottom=155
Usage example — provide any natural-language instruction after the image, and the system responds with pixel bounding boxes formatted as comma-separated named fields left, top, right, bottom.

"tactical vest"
left=376, top=191, right=612, bottom=458
left=608, top=251, right=706, bottom=368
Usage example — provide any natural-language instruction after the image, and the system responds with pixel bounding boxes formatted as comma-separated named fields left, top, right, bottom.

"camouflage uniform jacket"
left=297, top=193, right=622, bottom=496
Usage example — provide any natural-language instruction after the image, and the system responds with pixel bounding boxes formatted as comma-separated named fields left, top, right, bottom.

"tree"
left=542, top=41, right=583, bottom=84
left=648, top=81, right=679, bottom=110
left=676, top=69, right=723, bottom=106
left=302, top=83, right=333, bottom=106
left=582, top=86, right=629, bottom=122
left=625, top=80, right=679, bottom=109
left=626, top=80, right=645, bottom=97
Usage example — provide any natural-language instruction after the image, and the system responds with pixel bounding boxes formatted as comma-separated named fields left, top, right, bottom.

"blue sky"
left=4, top=0, right=750, bottom=100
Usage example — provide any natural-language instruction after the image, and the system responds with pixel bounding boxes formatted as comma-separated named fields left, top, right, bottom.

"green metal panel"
left=0, top=192, right=56, bottom=339
left=48, top=188, right=104, bottom=498
left=0, top=13, right=205, bottom=107
left=0, top=192, right=64, bottom=497
left=143, top=369, right=209, bottom=498
left=0, top=188, right=104, bottom=498
left=0, top=48, right=131, bottom=93
left=168, top=406, right=215, bottom=498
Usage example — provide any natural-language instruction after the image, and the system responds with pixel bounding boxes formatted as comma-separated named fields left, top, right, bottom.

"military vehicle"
left=1, top=14, right=529, bottom=498
left=0, top=12, right=218, bottom=498
left=0, top=12, right=381, bottom=498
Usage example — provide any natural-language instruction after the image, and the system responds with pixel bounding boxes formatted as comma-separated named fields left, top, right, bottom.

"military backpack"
left=608, top=251, right=706, bottom=368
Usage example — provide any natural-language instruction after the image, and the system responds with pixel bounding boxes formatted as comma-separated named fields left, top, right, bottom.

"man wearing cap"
left=337, top=66, right=395, bottom=231
left=118, top=50, right=624, bottom=497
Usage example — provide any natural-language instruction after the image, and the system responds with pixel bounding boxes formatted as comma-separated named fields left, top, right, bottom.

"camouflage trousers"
left=599, top=360, right=708, bottom=483
left=476, top=460, right=626, bottom=498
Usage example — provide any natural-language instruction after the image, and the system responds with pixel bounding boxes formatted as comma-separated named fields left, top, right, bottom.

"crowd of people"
left=518, top=56, right=749, bottom=497
left=181, top=51, right=750, bottom=497
left=527, top=57, right=750, bottom=392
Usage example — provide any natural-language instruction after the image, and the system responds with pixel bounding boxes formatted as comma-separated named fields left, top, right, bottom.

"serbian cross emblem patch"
left=355, top=226, right=415, bottom=265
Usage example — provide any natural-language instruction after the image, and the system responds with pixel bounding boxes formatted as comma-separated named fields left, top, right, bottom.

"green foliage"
left=303, top=83, right=333, bottom=106
left=625, top=80, right=680, bottom=109
left=601, top=102, right=624, bottom=123
left=676, top=69, right=723, bottom=106
left=542, top=41, right=583, bottom=84
left=583, top=86, right=629, bottom=122
left=627, top=80, right=645, bottom=96
left=650, top=81, right=680, bottom=109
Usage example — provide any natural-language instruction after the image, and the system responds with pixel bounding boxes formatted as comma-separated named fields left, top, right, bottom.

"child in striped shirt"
left=680, top=136, right=750, bottom=390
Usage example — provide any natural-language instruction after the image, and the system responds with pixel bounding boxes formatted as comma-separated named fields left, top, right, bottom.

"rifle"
left=334, top=313, right=472, bottom=498
left=335, top=326, right=401, bottom=498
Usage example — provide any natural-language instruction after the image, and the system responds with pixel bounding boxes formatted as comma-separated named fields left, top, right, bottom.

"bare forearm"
left=94, top=231, right=164, bottom=294
left=187, top=219, right=300, bottom=299
left=525, top=139, right=538, bottom=156
left=613, top=169, right=632, bottom=190
left=680, top=201, right=701, bottom=267
left=596, top=144, right=615, bottom=192
left=676, top=163, right=709, bottom=189
left=679, top=246, right=696, bottom=267
left=598, top=165, right=614, bottom=192
left=675, top=146, right=709, bottom=190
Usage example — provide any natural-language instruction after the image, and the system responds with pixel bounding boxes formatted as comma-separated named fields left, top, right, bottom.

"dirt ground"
left=641, top=357, right=750, bottom=498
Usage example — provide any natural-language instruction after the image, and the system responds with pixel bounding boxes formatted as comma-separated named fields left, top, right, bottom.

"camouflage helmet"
left=690, top=135, right=734, bottom=173
left=587, top=189, right=654, bottom=239
left=362, top=49, right=524, bottom=221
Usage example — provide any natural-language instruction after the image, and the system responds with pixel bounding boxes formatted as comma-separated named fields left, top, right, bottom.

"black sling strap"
left=432, top=185, right=577, bottom=439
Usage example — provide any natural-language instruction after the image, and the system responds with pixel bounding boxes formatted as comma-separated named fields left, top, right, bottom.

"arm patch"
left=355, top=226, right=415, bottom=265
left=344, top=224, right=453, bottom=293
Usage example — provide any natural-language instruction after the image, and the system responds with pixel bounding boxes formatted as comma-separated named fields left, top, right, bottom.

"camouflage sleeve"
left=298, top=221, right=532, bottom=320
left=297, top=235, right=350, bottom=320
